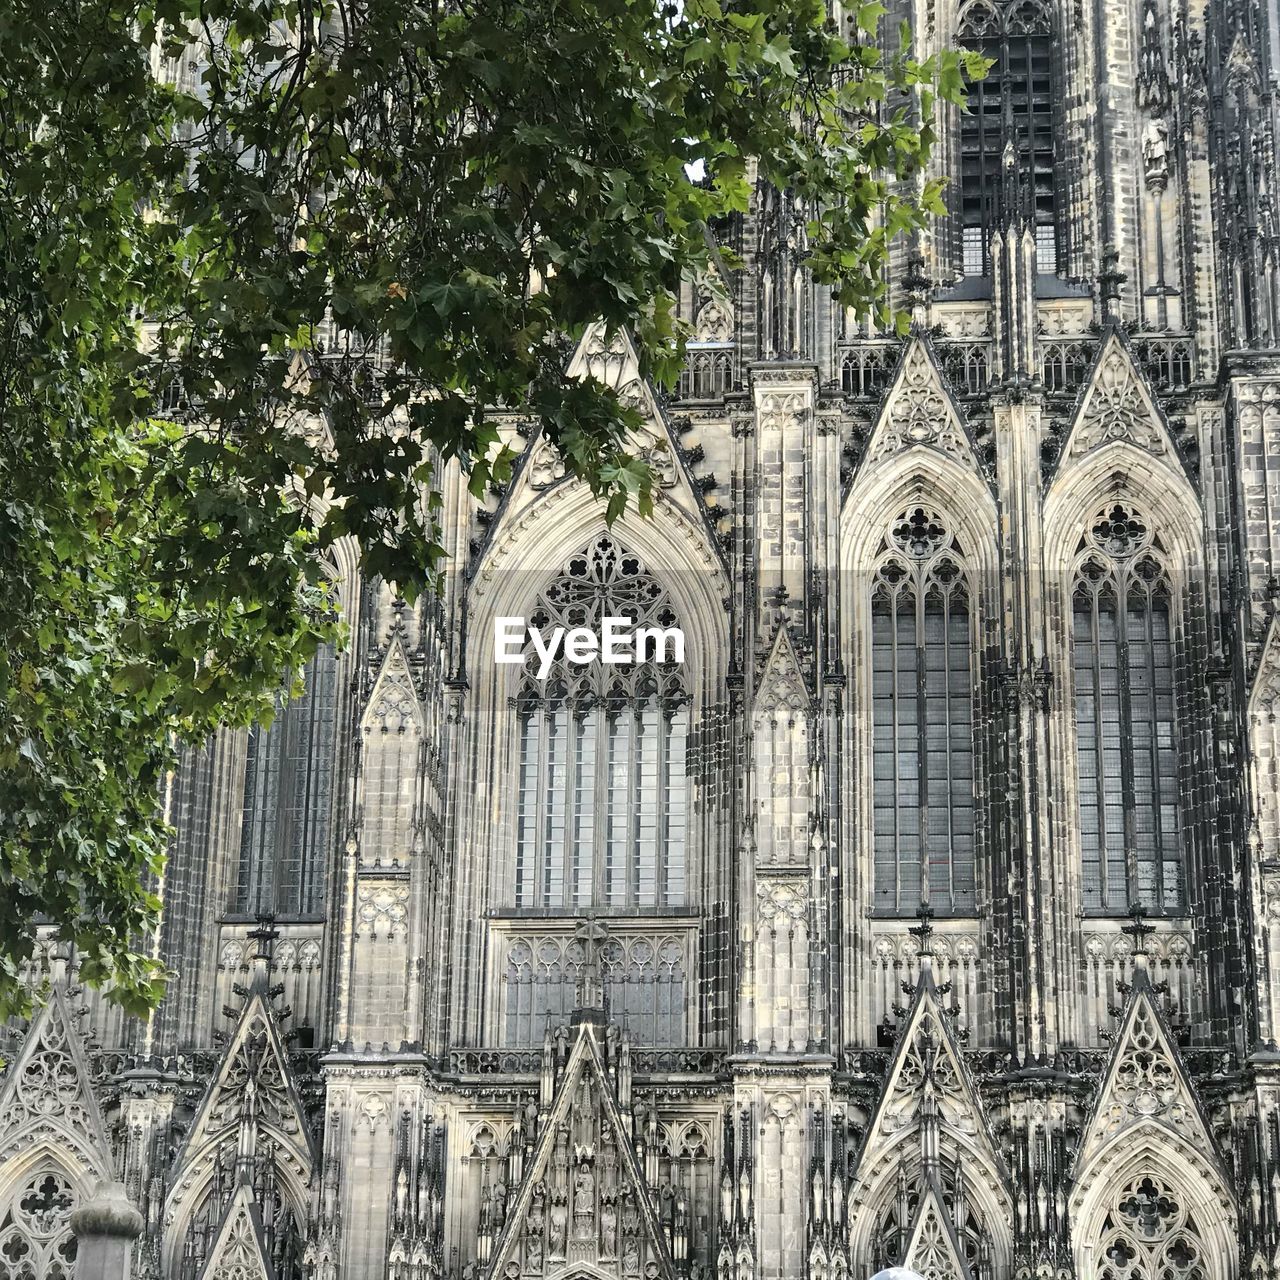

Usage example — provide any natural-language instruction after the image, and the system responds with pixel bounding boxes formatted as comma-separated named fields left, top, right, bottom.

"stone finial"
left=1122, top=903, right=1157, bottom=974
left=1099, top=244, right=1127, bottom=319
left=71, top=1181, right=144, bottom=1280
left=572, top=918, right=609, bottom=1021
left=908, top=901, right=936, bottom=960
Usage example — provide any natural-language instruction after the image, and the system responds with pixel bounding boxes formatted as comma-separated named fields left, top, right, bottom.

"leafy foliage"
left=0, top=0, right=983, bottom=1018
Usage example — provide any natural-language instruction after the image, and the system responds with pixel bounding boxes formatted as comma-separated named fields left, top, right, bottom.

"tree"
left=0, top=0, right=983, bottom=1019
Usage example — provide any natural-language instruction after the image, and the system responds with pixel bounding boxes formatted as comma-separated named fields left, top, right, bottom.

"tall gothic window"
left=871, top=509, right=976, bottom=915
left=513, top=536, right=688, bottom=910
left=958, top=0, right=1058, bottom=275
left=235, top=642, right=339, bottom=916
left=1073, top=504, right=1184, bottom=914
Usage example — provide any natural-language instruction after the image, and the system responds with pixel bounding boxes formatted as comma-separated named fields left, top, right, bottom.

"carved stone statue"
left=600, top=1199, right=618, bottom=1258
left=548, top=1197, right=568, bottom=1260
left=574, top=1157, right=595, bottom=1207
left=1143, top=117, right=1170, bottom=185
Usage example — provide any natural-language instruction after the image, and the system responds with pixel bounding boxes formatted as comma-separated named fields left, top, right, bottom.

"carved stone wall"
left=10, top=6, right=1280, bottom=1278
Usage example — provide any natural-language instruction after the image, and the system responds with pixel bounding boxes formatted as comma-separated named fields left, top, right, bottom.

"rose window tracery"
left=0, top=1171, right=77, bottom=1280
left=1094, top=1175, right=1208, bottom=1280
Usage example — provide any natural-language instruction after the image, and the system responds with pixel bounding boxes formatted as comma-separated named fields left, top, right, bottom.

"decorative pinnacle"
left=573, top=918, right=609, bottom=1017
left=1099, top=244, right=1127, bottom=319
left=1121, top=903, right=1157, bottom=975
left=247, top=912, right=279, bottom=991
left=908, top=902, right=935, bottom=959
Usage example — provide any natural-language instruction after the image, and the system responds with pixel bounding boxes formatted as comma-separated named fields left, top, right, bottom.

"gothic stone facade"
left=7, top=1, right=1280, bottom=1278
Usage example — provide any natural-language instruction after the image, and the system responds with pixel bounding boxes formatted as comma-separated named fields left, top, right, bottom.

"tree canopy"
left=0, top=0, right=982, bottom=1019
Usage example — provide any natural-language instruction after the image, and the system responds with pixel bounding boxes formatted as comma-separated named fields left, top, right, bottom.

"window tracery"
left=1093, top=1175, right=1209, bottom=1280
left=178, top=1149, right=305, bottom=1280
left=235, top=639, right=340, bottom=915
left=1072, top=503, right=1184, bottom=914
left=500, top=930, right=689, bottom=1047
left=512, top=536, right=688, bottom=911
left=871, top=508, right=975, bottom=916
left=0, top=1171, right=77, bottom=1280
left=957, top=0, right=1059, bottom=275
left=868, top=1162, right=992, bottom=1277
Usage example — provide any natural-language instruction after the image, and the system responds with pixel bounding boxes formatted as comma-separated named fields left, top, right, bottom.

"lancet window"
left=512, top=536, right=688, bottom=911
left=1072, top=504, right=1184, bottom=914
left=234, top=641, right=340, bottom=916
left=871, top=509, right=976, bottom=916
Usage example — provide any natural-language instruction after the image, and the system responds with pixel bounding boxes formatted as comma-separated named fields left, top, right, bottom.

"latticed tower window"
left=957, top=0, right=1059, bottom=275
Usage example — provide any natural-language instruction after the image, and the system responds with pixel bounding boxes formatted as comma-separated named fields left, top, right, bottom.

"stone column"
left=71, top=1181, right=144, bottom=1280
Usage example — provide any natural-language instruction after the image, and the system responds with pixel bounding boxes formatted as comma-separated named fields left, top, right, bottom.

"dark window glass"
left=958, top=0, right=1058, bottom=274
left=235, top=642, right=339, bottom=915
left=1073, top=504, right=1184, bottom=913
left=871, top=509, right=976, bottom=915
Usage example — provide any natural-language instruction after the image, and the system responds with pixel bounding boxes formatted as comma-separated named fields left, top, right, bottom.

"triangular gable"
left=174, top=987, right=316, bottom=1182
left=565, top=325, right=677, bottom=486
left=863, top=965, right=993, bottom=1150
left=902, top=1177, right=973, bottom=1280
left=564, top=325, right=708, bottom=517
left=486, top=1020, right=679, bottom=1280
left=754, top=627, right=810, bottom=719
left=1055, top=329, right=1186, bottom=475
left=197, top=1182, right=277, bottom=1280
left=503, top=323, right=686, bottom=516
left=476, top=325, right=727, bottom=580
left=1076, top=968, right=1224, bottom=1174
left=1225, top=30, right=1262, bottom=91
left=1248, top=614, right=1280, bottom=718
left=280, top=352, right=338, bottom=454
left=862, top=337, right=980, bottom=473
left=361, top=636, right=423, bottom=733
left=0, top=987, right=113, bottom=1181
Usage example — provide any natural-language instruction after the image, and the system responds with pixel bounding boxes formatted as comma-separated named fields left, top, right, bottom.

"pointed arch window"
left=1091, top=1174, right=1211, bottom=1280
left=1072, top=503, right=1184, bottom=914
left=178, top=1169, right=305, bottom=1280
left=0, top=1170, right=77, bottom=1280
left=957, top=0, right=1059, bottom=275
left=234, top=640, right=339, bottom=916
left=512, top=536, right=688, bottom=910
left=871, top=509, right=976, bottom=916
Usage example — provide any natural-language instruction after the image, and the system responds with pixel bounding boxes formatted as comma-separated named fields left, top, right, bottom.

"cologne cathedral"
left=6, top=1, right=1280, bottom=1278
